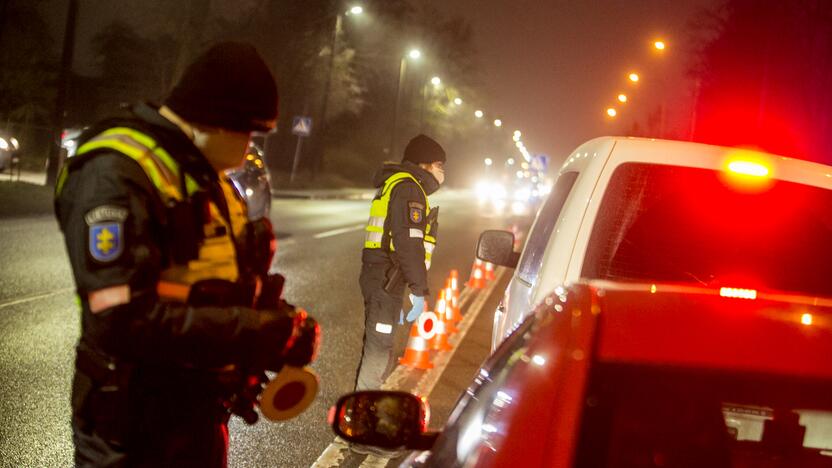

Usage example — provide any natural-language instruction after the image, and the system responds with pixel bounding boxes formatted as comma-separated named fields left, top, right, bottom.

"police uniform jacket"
left=54, top=103, right=297, bottom=377
left=361, top=162, right=440, bottom=297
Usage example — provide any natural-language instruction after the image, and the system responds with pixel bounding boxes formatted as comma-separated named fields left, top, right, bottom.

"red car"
left=331, top=281, right=832, bottom=467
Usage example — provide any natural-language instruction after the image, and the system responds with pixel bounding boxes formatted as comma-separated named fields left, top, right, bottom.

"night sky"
left=428, top=0, right=717, bottom=159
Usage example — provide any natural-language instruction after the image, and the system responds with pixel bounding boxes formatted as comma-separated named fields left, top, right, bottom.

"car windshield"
left=582, top=162, right=832, bottom=297
left=576, top=364, right=832, bottom=467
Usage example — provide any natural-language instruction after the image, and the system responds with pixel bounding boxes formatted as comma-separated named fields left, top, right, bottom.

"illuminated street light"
left=513, top=130, right=521, bottom=138
left=453, top=97, right=463, bottom=105
left=654, top=40, right=666, bottom=51
left=618, top=94, right=627, bottom=103
left=484, top=158, right=493, bottom=166
left=507, top=158, right=515, bottom=165
left=408, top=49, right=422, bottom=60
left=606, top=107, right=617, bottom=117
left=494, top=119, right=503, bottom=127
left=348, top=5, right=364, bottom=15
left=628, top=72, right=639, bottom=83
left=474, top=110, right=484, bottom=118
left=512, top=134, right=520, bottom=142
left=515, top=141, right=523, bottom=148
left=430, top=76, right=441, bottom=86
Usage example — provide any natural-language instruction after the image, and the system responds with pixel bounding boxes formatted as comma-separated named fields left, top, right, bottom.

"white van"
left=479, top=136, right=832, bottom=351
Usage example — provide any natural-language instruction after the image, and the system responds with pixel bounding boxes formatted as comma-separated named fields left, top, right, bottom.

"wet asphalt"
left=0, top=190, right=519, bottom=467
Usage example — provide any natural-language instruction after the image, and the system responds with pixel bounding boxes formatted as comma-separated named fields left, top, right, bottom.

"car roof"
left=561, top=136, right=832, bottom=189
left=581, top=280, right=832, bottom=380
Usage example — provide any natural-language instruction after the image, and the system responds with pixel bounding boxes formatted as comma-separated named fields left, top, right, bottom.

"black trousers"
left=355, top=262, right=407, bottom=390
left=72, top=368, right=230, bottom=468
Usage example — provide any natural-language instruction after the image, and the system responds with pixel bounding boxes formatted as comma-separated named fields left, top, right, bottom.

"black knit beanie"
left=402, top=134, right=446, bottom=164
left=164, top=42, right=278, bottom=132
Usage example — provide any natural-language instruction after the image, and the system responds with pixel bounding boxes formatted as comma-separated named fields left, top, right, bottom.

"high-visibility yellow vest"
left=363, top=172, right=436, bottom=269
left=58, top=127, right=248, bottom=302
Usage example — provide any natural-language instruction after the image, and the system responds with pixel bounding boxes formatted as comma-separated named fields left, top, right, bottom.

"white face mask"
left=191, top=126, right=251, bottom=172
left=429, top=163, right=445, bottom=185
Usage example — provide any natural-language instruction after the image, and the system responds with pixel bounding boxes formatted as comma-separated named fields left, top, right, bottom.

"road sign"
left=531, top=154, right=550, bottom=172
left=292, top=116, right=313, bottom=137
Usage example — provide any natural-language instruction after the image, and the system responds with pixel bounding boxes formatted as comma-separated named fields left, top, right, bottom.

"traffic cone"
left=484, top=261, right=496, bottom=281
left=399, top=312, right=436, bottom=370
left=449, top=269, right=460, bottom=292
left=445, top=280, right=463, bottom=326
left=467, top=261, right=485, bottom=289
left=430, top=291, right=453, bottom=351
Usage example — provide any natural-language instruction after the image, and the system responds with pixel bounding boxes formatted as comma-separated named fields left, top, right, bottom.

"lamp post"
left=390, top=48, right=421, bottom=158
left=317, top=5, right=363, bottom=174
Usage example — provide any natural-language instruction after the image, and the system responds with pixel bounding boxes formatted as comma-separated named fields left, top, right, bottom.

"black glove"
left=254, top=303, right=320, bottom=372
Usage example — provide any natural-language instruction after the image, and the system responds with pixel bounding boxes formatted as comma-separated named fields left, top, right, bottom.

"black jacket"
left=362, top=162, right=440, bottom=297
left=55, top=103, right=296, bottom=371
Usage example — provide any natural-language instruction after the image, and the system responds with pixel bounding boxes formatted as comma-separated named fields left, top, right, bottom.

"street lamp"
left=618, top=93, right=627, bottom=103
left=628, top=72, right=640, bottom=83
left=319, top=4, right=364, bottom=173
left=494, top=119, right=502, bottom=127
left=606, top=107, right=617, bottom=118
left=654, top=40, right=666, bottom=51
left=453, top=97, right=463, bottom=105
left=430, top=76, right=441, bottom=87
left=390, top=48, right=422, bottom=157
left=484, top=158, right=493, bottom=166
left=474, top=110, right=484, bottom=118
left=507, top=158, right=515, bottom=165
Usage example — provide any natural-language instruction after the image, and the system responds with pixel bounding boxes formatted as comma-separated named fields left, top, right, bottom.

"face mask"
left=191, top=127, right=251, bottom=172
left=430, top=164, right=445, bottom=185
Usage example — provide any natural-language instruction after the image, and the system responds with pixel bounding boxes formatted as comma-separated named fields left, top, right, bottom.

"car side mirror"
left=329, top=391, right=438, bottom=451
left=477, top=230, right=520, bottom=268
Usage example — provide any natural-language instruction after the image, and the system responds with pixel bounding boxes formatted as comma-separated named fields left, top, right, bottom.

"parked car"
left=330, top=280, right=832, bottom=467
left=227, top=141, right=272, bottom=220
left=0, top=131, right=20, bottom=172
left=482, top=137, right=832, bottom=351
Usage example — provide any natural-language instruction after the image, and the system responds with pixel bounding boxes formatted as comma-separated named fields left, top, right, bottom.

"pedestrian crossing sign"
left=292, top=116, right=313, bottom=137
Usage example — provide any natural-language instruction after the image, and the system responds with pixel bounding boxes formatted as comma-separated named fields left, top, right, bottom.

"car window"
left=424, top=314, right=539, bottom=468
left=575, top=364, right=832, bottom=467
left=517, top=171, right=578, bottom=285
left=582, top=163, right=832, bottom=297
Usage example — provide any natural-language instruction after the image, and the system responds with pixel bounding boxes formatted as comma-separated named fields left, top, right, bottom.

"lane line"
left=313, top=224, right=365, bottom=239
left=0, top=287, right=74, bottom=310
left=311, top=270, right=506, bottom=468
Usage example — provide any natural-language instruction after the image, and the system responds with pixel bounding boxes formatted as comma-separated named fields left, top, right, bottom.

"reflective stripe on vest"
left=363, top=172, right=435, bottom=268
left=66, top=127, right=248, bottom=302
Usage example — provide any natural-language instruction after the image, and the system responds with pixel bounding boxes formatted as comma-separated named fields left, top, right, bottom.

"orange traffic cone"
left=449, top=269, right=460, bottom=292
left=399, top=311, right=436, bottom=370
left=484, top=261, right=495, bottom=281
left=467, top=260, right=485, bottom=289
left=430, top=291, right=453, bottom=351
left=445, top=280, right=463, bottom=326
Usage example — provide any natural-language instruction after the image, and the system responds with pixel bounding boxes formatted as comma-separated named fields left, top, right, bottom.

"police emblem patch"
left=89, top=222, right=123, bottom=263
left=409, top=207, right=423, bottom=224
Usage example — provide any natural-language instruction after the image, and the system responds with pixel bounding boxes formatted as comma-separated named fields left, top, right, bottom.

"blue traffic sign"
left=292, top=116, right=313, bottom=137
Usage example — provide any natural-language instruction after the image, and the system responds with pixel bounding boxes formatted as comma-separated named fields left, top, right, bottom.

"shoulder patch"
left=409, top=206, right=424, bottom=224
left=85, top=205, right=128, bottom=225
left=89, top=222, right=124, bottom=263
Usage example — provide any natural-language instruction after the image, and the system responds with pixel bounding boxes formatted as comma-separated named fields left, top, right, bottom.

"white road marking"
left=313, top=224, right=365, bottom=239
left=0, top=287, right=74, bottom=310
left=311, top=269, right=506, bottom=468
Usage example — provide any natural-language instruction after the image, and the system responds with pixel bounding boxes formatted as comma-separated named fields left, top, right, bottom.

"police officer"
left=355, top=134, right=445, bottom=390
left=54, top=42, right=319, bottom=467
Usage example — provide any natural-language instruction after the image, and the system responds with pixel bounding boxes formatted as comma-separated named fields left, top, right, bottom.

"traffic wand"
left=259, top=366, right=319, bottom=421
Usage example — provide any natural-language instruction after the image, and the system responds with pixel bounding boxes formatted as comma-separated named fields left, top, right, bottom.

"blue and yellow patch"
left=89, top=222, right=123, bottom=263
left=409, top=207, right=423, bottom=224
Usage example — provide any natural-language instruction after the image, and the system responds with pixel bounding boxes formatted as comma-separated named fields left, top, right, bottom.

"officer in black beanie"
left=55, top=42, right=320, bottom=467
left=355, top=134, right=446, bottom=390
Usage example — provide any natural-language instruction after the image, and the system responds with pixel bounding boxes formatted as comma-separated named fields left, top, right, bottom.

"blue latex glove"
left=406, top=295, right=425, bottom=323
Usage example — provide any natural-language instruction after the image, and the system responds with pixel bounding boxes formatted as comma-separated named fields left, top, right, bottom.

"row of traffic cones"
left=400, top=270, right=463, bottom=369
left=466, top=259, right=495, bottom=289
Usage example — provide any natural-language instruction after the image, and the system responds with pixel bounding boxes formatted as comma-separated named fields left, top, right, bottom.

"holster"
left=73, top=343, right=133, bottom=447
